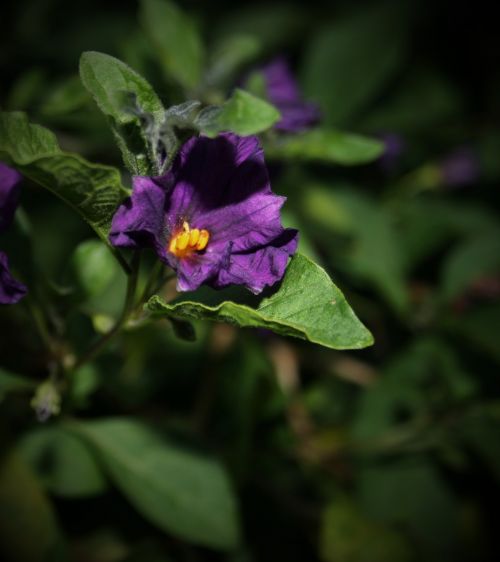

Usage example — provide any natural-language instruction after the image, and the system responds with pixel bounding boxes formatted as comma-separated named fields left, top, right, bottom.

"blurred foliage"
left=1, top=0, right=500, bottom=561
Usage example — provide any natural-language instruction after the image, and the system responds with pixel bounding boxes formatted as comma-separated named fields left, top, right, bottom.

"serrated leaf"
left=80, top=51, right=165, bottom=175
left=18, top=426, right=108, bottom=498
left=0, top=111, right=129, bottom=244
left=266, top=128, right=384, bottom=165
left=140, top=0, right=204, bottom=91
left=196, top=89, right=280, bottom=137
left=69, top=418, right=240, bottom=550
left=146, top=254, right=373, bottom=350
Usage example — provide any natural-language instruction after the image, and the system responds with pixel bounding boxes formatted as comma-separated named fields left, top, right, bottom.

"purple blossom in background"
left=440, top=147, right=480, bottom=188
left=261, top=57, right=321, bottom=133
left=0, top=162, right=22, bottom=233
left=110, top=133, right=298, bottom=294
left=0, top=162, right=27, bottom=304
left=378, top=132, right=406, bottom=172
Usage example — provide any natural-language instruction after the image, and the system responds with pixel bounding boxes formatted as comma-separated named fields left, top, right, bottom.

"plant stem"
left=72, top=251, right=141, bottom=371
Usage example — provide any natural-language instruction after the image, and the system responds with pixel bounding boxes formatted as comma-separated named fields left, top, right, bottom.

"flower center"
left=168, top=221, right=210, bottom=258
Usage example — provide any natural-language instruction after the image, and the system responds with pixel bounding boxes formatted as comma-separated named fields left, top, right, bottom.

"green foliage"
left=140, top=0, right=204, bottom=91
left=0, top=111, right=128, bottom=244
left=320, top=499, right=415, bottom=562
left=0, top=451, right=64, bottom=562
left=266, top=128, right=384, bottom=165
left=80, top=51, right=165, bottom=175
left=302, top=3, right=408, bottom=125
left=70, top=418, right=240, bottom=549
left=70, top=239, right=120, bottom=299
left=18, top=426, right=108, bottom=497
left=197, top=89, right=281, bottom=137
left=147, top=254, right=373, bottom=350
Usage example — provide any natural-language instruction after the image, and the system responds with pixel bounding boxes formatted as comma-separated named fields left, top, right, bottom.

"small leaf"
left=69, top=418, right=240, bottom=550
left=196, top=89, right=280, bottom=137
left=79, top=51, right=164, bottom=125
left=140, top=0, right=204, bottom=91
left=266, top=128, right=384, bottom=165
left=80, top=51, right=165, bottom=175
left=71, top=239, right=120, bottom=299
left=147, top=254, right=373, bottom=350
left=0, top=111, right=129, bottom=244
left=18, top=426, right=108, bottom=498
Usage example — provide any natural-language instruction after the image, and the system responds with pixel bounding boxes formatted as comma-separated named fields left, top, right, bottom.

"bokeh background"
left=2, top=0, right=500, bottom=561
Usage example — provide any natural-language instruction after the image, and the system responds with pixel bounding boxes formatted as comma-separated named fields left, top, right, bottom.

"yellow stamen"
left=168, top=222, right=210, bottom=258
left=189, top=228, right=200, bottom=246
left=196, top=229, right=210, bottom=251
left=177, top=231, right=190, bottom=250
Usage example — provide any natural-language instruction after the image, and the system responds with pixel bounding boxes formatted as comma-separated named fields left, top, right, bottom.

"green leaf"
left=71, top=239, right=121, bottom=299
left=69, top=418, right=240, bottom=550
left=146, top=254, right=373, bottom=350
left=320, top=499, right=415, bottom=562
left=18, top=426, right=108, bottom=498
left=79, top=51, right=165, bottom=175
left=197, top=89, right=280, bottom=137
left=0, top=450, right=64, bottom=562
left=79, top=51, right=164, bottom=125
left=266, top=128, right=384, bottom=165
left=0, top=111, right=128, bottom=244
left=140, top=0, right=204, bottom=91
left=206, top=34, right=262, bottom=90
left=302, top=187, right=408, bottom=313
left=302, top=3, right=408, bottom=125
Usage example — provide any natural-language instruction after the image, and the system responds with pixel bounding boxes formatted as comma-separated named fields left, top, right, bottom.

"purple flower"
left=261, top=57, right=321, bottom=133
left=377, top=132, right=406, bottom=172
left=440, top=147, right=479, bottom=188
left=0, top=162, right=27, bottom=304
left=110, top=133, right=298, bottom=294
left=0, top=162, right=22, bottom=233
left=0, top=251, right=28, bottom=304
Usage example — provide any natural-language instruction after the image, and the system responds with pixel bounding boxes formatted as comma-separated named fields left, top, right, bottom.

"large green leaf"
left=196, top=89, right=280, bottom=137
left=18, top=426, right=108, bottom=498
left=80, top=51, right=165, bottom=175
left=146, top=254, right=373, bottom=350
left=301, top=3, right=408, bottom=125
left=0, top=111, right=128, bottom=243
left=266, top=128, right=384, bottom=165
left=140, top=0, right=204, bottom=91
left=69, top=418, right=240, bottom=550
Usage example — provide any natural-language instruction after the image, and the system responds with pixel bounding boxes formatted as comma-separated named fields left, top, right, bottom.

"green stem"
left=72, top=251, right=141, bottom=371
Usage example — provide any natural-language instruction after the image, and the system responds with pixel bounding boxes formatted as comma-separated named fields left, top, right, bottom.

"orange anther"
left=177, top=231, right=190, bottom=251
left=196, top=229, right=210, bottom=251
left=189, top=228, right=200, bottom=247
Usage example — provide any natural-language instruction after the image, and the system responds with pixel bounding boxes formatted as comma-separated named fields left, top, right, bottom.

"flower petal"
left=109, top=174, right=172, bottom=252
left=0, top=251, right=27, bottom=304
left=215, top=229, right=299, bottom=294
left=0, top=162, right=22, bottom=234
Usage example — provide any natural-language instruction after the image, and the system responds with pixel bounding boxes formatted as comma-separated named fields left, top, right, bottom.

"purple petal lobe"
left=261, top=57, right=321, bottom=133
left=109, top=174, right=172, bottom=253
left=0, top=162, right=22, bottom=233
left=0, top=251, right=27, bottom=304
